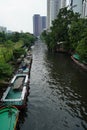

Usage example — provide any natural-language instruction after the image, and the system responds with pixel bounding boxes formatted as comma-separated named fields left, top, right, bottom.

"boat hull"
left=71, top=55, right=87, bottom=71
left=0, top=106, right=19, bottom=130
left=1, top=74, right=29, bottom=109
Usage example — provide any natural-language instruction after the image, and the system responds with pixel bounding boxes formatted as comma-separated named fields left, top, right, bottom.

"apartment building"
left=33, top=14, right=46, bottom=37
left=83, top=0, right=87, bottom=17
left=0, top=26, right=7, bottom=33
left=61, top=0, right=66, bottom=8
left=47, top=0, right=61, bottom=29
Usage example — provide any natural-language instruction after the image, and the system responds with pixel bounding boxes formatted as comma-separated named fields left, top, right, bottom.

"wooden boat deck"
left=13, top=77, right=24, bottom=90
left=6, top=76, right=25, bottom=99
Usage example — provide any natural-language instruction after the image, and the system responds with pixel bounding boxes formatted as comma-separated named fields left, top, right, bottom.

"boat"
left=17, top=54, right=32, bottom=75
left=17, top=59, right=31, bottom=75
left=71, top=54, right=87, bottom=71
left=1, top=74, right=29, bottom=109
left=0, top=106, right=19, bottom=130
left=17, top=67, right=30, bottom=75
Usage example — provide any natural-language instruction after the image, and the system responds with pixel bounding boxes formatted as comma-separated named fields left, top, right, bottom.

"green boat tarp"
left=0, top=106, right=19, bottom=130
left=73, top=54, right=87, bottom=65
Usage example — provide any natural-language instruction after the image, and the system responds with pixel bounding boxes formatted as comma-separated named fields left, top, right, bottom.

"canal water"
left=19, top=41, right=87, bottom=130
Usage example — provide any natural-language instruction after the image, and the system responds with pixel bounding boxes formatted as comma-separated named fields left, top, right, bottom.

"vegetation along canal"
left=19, top=40, right=87, bottom=130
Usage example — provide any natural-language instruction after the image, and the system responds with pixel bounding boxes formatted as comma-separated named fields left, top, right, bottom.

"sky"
left=0, top=0, right=47, bottom=33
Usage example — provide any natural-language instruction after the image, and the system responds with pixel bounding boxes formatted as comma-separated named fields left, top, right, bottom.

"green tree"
left=76, top=37, right=87, bottom=63
left=13, top=48, right=26, bottom=59
left=69, top=18, right=87, bottom=50
left=20, top=32, right=36, bottom=48
left=12, top=32, right=20, bottom=42
left=0, top=62, right=13, bottom=78
left=0, top=32, right=6, bottom=43
left=43, top=7, right=80, bottom=51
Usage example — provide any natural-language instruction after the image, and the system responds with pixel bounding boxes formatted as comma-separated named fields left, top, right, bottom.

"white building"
left=47, top=0, right=61, bottom=29
left=0, top=26, right=7, bottom=33
left=50, top=0, right=55, bottom=26
left=54, top=0, right=61, bottom=17
left=85, top=0, right=87, bottom=17
left=7, top=30, right=13, bottom=34
left=61, top=0, right=66, bottom=8
left=47, top=0, right=51, bottom=30
left=82, top=0, right=87, bottom=17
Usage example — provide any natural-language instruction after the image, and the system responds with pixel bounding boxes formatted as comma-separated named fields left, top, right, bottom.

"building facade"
left=47, top=0, right=51, bottom=30
left=61, top=0, right=66, bottom=8
left=33, top=15, right=46, bottom=37
left=69, top=0, right=83, bottom=16
left=47, top=0, right=87, bottom=31
left=0, top=26, right=7, bottom=33
left=41, top=16, right=47, bottom=32
left=33, top=14, right=41, bottom=37
left=85, top=0, right=87, bottom=17
left=47, top=0, right=61, bottom=29
left=82, top=0, right=87, bottom=17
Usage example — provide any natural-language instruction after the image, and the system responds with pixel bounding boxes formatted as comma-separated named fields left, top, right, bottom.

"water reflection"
left=44, top=52, right=87, bottom=129
left=19, top=41, right=87, bottom=130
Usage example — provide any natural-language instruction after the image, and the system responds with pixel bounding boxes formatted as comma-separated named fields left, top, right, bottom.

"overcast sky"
left=0, top=0, right=47, bottom=33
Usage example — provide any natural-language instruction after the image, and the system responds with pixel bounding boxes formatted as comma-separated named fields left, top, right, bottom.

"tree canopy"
left=41, top=7, right=87, bottom=63
left=0, top=31, right=36, bottom=79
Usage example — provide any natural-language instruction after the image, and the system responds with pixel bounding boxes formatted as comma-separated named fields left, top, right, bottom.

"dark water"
left=19, top=41, right=87, bottom=130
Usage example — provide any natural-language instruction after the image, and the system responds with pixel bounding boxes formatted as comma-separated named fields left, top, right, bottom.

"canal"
left=19, top=41, right=87, bottom=130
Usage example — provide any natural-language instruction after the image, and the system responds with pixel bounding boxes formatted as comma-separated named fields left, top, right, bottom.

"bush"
left=13, top=48, right=26, bottom=59
left=0, top=62, right=13, bottom=78
left=76, top=39, right=87, bottom=63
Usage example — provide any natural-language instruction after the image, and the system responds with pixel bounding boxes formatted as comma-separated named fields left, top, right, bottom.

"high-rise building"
left=61, top=0, right=66, bottom=8
left=54, top=0, right=61, bottom=19
left=33, top=14, right=41, bottom=37
left=33, top=15, right=46, bottom=37
left=47, top=0, right=61, bottom=29
left=47, top=0, right=51, bottom=30
left=41, top=16, right=47, bottom=32
left=50, top=0, right=55, bottom=26
left=83, top=0, right=86, bottom=17
left=82, top=0, right=87, bottom=17
left=85, top=0, right=87, bottom=17
left=0, top=26, right=7, bottom=33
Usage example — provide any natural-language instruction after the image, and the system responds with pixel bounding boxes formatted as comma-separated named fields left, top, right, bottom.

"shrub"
left=0, top=62, right=13, bottom=78
left=13, top=48, right=26, bottom=59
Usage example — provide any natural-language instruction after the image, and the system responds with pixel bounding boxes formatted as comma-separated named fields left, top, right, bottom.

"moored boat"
left=1, top=74, right=29, bottom=109
left=0, top=106, right=19, bottom=130
left=17, top=52, right=32, bottom=75
left=71, top=54, right=87, bottom=71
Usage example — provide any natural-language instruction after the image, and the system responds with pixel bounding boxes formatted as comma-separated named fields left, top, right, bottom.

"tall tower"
left=47, top=0, right=61, bottom=29
left=85, top=0, right=87, bottom=17
left=83, top=0, right=87, bottom=17
left=41, top=16, right=47, bottom=32
left=54, top=0, right=61, bottom=18
left=50, top=0, right=55, bottom=26
left=33, top=14, right=41, bottom=37
left=47, top=0, right=50, bottom=30
left=50, top=0, right=60, bottom=26
left=83, top=0, right=86, bottom=17
left=33, top=15, right=46, bottom=36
